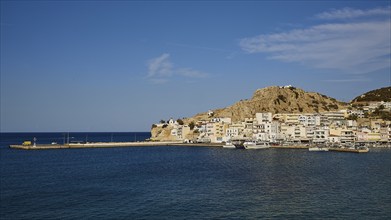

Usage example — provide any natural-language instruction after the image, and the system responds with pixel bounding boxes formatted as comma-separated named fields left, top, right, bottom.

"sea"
left=1, top=132, right=390, bottom=219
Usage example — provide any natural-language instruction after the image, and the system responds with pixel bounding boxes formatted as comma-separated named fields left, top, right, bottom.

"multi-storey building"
left=340, top=130, right=355, bottom=144
left=226, top=123, right=245, bottom=139
left=280, top=123, right=295, bottom=141
left=298, top=114, right=320, bottom=127
left=243, top=118, right=255, bottom=137
left=313, top=129, right=329, bottom=143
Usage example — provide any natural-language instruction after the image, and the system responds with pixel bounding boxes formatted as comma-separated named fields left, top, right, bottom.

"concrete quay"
left=10, top=144, right=72, bottom=150
left=329, top=148, right=369, bottom=153
left=9, top=141, right=223, bottom=150
left=271, top=145, right=309, bottom=149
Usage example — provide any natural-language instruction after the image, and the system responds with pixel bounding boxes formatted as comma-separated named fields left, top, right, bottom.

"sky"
left=1, top=0, right=390, bottom=132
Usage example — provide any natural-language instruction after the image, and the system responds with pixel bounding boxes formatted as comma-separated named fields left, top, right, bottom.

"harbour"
left=2, top=138, right=390, bottom=219
left=2, top=132, right=390, bottom=219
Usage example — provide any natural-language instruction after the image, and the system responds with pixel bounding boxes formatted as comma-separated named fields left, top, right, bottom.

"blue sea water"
left=1, top=133, right=390, bottom=219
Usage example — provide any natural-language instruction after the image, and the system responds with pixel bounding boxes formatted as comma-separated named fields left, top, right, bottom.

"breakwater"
left=9, top=142, right=224, bottom=150
left=10, top=142, right=370, bottom=153
left=271, top=145, right=309, bottom=149
left=329, top=147, right=369, bottom=153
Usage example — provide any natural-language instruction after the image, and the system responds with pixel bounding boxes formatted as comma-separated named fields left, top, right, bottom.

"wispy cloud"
left=315, top=6, right=391, bottom=20
left=146, top=53, right=209, bottom=83
left=147, top=53, right=173, bottom=78
left=239, top=6, right=391, bottom=74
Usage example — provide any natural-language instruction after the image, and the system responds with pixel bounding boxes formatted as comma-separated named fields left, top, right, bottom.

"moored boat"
left=231, top=139, right=246, bottom=149
left=243, top=141, right=270, bottom=150
left=222, top=142, right=236, bottom=149
left=308, top=146, right=329, bottom=152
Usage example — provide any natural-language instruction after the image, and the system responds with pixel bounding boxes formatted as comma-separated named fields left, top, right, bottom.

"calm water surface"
left=1, top=133, right=390, bottom=219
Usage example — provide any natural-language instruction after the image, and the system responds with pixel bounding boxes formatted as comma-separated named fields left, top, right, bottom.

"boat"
left=243, top=141, right=270, bottom=150
left=222, top=142, right=236, bottom=149
left=231, top=139, right=246, bottom=149
left=308, top=146, right=329, bottom=151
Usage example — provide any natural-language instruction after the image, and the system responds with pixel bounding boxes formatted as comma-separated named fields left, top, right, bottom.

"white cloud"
left=315, top=6, right=391, bottom=20
left=147, top=53, right=173, bottom=78
left=146, top=53, right=209, bottom=83
left=239, top=7, right=391, bottom=74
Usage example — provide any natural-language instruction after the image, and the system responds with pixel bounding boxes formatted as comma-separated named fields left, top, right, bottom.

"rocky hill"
left=351, top=86, right=391, bottom=103
left=186, top=86, right=347, bottom=123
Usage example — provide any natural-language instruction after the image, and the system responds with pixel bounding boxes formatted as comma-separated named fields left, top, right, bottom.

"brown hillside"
left=351, top=86, right=391, bottom=103
left=188, top=86, right=347, bottom=122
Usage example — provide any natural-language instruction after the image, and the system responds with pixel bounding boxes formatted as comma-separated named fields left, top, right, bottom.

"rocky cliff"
left=150, top=125, right=175, bottom=141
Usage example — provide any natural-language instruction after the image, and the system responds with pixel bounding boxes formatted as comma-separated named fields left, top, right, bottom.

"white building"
left=293, top=124, right=307, bottom=142
left=298, top=114, right=320, bottom=127
left=243, top=118, right=255, bottom=137
left=313, top=129, right=329, bottom=143
left=256, top=112, right=273, bottom=123
left=324, top=112, right=345, bottom=124
left=340, top=130, right=355, bottom=144
left=305, top=126, right=315, bottom=140
left=280, top=124, right=295, bottom=141
left=226, top=123, right=245, bottom=139
left=210, top=117, right=232, bottom=124
left=328, top=135, right=341, bottom=143
left=168, top=118, right=176, bottom=125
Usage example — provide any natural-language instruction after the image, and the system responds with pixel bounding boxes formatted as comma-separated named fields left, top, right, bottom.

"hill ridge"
left=187, top=85, right=347, bottom=122
left=351, top=86, right=391, bottom=103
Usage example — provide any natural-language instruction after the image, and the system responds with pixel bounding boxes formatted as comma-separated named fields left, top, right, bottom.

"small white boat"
left=222, top=142, right=236, bottom=149
left=309, top=146, right=329, bottom=152
left=243, top=141, right=270, bottom=150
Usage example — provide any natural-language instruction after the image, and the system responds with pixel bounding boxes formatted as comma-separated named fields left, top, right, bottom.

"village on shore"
left=152, top=101, right=391, bottom=148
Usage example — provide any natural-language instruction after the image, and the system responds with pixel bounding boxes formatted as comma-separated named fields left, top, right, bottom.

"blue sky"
left=1, top=1, right=390, bottom=132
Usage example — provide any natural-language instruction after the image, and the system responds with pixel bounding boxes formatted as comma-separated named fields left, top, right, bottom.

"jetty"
left=271, top=145, right=309, bottom=149
left=329, top=148, right=369, bottom=153
left=9, top=142, right=223, bottom=150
